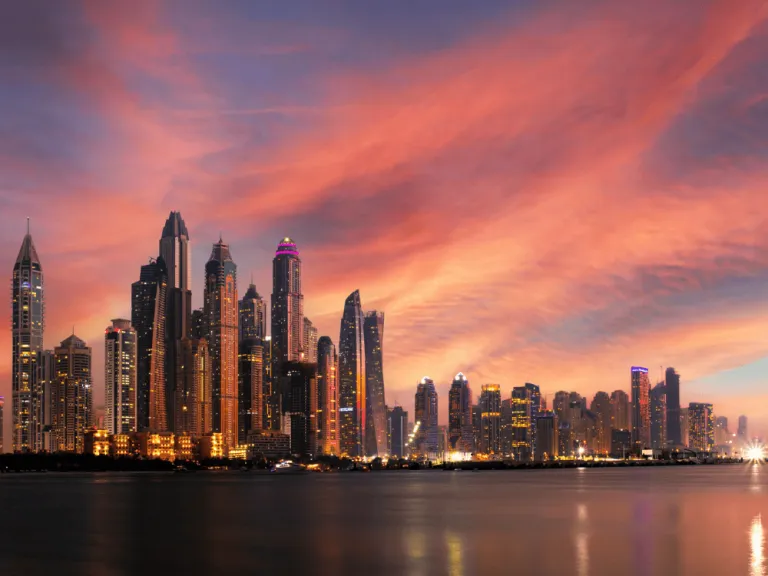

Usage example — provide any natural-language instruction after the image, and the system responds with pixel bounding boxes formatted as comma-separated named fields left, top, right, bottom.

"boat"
left=270, top=460, right=308, bottom=475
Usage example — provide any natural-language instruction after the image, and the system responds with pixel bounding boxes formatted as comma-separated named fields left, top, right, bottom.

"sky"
left=1, top=0, right=767, bottom=445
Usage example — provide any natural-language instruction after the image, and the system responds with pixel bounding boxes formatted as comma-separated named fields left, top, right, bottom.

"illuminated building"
left=590, top=392, right=612, bottom=455
left=238, top=286, right=264, bottom=444
left=611, top=429, right=632, bottom=458
left=665, top=368, right=682, bottom=446
left=472, top=405, right=482, bottom=455
left=159, top=212, right=192, bottom=434
left=534, top=412, right=557, bottom=461
left=51, top=334, right=93, bottom=453
left=631, top=366, right=651, bottom=451
left=558, top=422, right=574, bottom=457
left=177, top=338, right=212, bottom=437
left=174, top=433, right=194, bottom=460
left=105, top=319, right=137, bottom=435
left=363, top=310, right=387, bottom=457
left=680, top=407, right=690, bottom=447
left=271, top=237, right=304, bottom=367
left=387, top=405, right=408, bottom=458
left=511, top=386, right=533, bottom=460
left=131, top=257, right=168, bottom=431
left=610, top=390, right=630, bottom=431
left=650, top=382, right=667, bottom=450
left=524, top=383, right=541, bottom=454
left=338, top=290, right=367, bottom=457
left=448, top=373, right=473, bottom=453
left=553, top=391, right=571, bottom=428
left=303, top=317, right=318, bottom=363
left=199, top=432, right=224, bottom=459
left=688, top=403, right=714, bottom=452
left=0, top=396, right=3, bottom=453
left=12, top=221, right=45, bottom=452
left=191, top=309, right=205, bottom=339
left=204, top=238, right=239, bottom=449
left=479, top=384, right=502, bottom=455
left=84, top=429, right=110, bottom=456
left=714, top=416, right=729, bottom=446
left=138, top=432, right=176, bottom=461
left=500, top=398, right=513, bottom=455
left=414, top=377, right=439, bottom=456
left=246, top=430, right=291, bottom=459
left=317, top=336, right=339, bottom=455
left=112, top=434, right=132, bottom=457
left=262, top=336, right=278, bottom=430
left=228, top=446, right=248, bottom=460
left=279, top=362, right=318, bottom=457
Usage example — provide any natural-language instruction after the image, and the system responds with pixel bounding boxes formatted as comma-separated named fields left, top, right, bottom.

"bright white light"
left=578, top=446, right=585, bottom=456
left=748, top=446, right=764, bottom=461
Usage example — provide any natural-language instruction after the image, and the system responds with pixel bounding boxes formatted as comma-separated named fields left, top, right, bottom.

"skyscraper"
left=650, top=382, right=667, bottom=450
left=525, top=383, right=541, bottom=456
left=303, top=318, right=318, bottom=363
left=534, top=411, right=558, bottom=461
left=737, top=415, right=748, bottom=444
left=631, top=367, right=651, bottom=450
left=680, top=407, right=690, bottom=447
left=590, top=391, right=612, bottom=455
left=511, top=386, right=533, bottom=460
left=688, top=403, right=714, bottom=452
left=414, top=377, right=439, bottom=456
left=279, top=362, right=318, bottom=457
left=553, top=391, right=571, bottom=427
left=387, top=405, right=408, bottom=458
left=238, top=288, right=264, bottom=445
left=610, top=390, right=630, bottom=431
left=363, top=310, right=386, bottom=457
left=0, top=396, right=4, bottom=453
left=104, top=319, right=137, bottom=435
left=159, top=212, right=192, bottom=434
left=178, top=337, right=212, bottom=437
left=12, top=221, right=45, bottom=452
left=317, top=336, right=339, bottom=455
left=338, top=290, right=367, bottom=457
left=39, top=350, right=55, bottom=451
left=665, top=367, right=682, bottom=446
left=479, top=384, right=502, bottom=454
left=51, top=334, right=92, bottom=453
left=239, top=282, right=267, bottom=341
left=714, top=416, right=729, bottom=446
left=204, top=238, right=239, bottom=449
left=131, top=257, right=168, bottom=431
left=271, top=238, right=304, bottom=366
left=448, top=372, right=473, bottom=453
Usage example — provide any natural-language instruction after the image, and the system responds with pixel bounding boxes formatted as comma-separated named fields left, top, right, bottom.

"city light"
left=747, top=446, right=764, bottom=461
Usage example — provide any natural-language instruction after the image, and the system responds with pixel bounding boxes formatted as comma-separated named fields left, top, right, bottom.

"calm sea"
left=0, top=465, right=765, bottom=575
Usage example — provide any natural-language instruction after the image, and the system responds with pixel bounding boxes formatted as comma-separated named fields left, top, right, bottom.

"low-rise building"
left=84, top=429, right=110, bottom=456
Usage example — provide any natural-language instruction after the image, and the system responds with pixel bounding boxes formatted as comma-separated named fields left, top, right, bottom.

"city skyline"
left=2, top=1, right=768, bottom=444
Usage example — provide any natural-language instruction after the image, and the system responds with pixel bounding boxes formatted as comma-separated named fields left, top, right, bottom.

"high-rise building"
left=239, top=283, right=267, bottom=341
left=191, top=309, right=205, bottom=339
left=631, top=367, right=651, bottom=450
left=159, top=212, right=192, bottom=434
left=39, top=350, right=55, bottom=451
left=387, top=405, right=408, bottom=458
left=479, top=384, right=502, bottom=455
left=51, top=334, right=92, bottom=453
left=610, top=390, right=630, bottom=431
left=534, top=411, right=558, bottom=461
left=611, top=429, right=632, bottom=458
left=12, top=222, right=45, bottom=452
left=737, top=415, right=748, bottom=443
left=338, top=290, right=367, bottom=457
left=271, top=238, right=304, bottom=366
left=317, top=336, right=339, bottom=455
left=363, top=310, right=386, bottom=457
left=590, top=392, right=612, bottom=455
left=204, top=238, right=239, bottom=449
left=131, top=257, right=168, bottom=432
left=448, top=373, right=473, bottom=453
left=553, top=391, right=571, bottom=428
left=303, top=318, right=318, bottom=364
left=650, top=382, right=667, bottom=450
left=524, top=383, right=541, bottom=456
left=178, top=337, right=211, bottom=437
left=262, top=336, right=278, bottom=431
left=414, top=377, right=439, bottom=456
left=472, top=404, right=482, bottom=455
left=665, top=368, right=682, bottom=446
left=500, top=398, right=514, bottom=455
left=511, top=386, right=533, bottom=461
left=238, top=336, right=263, bottom=445
left=0, top=396, right=4, bottom=453
left=279, top=362, right=317, bottom=457
left=688, top=403, right=714, bottom=452
left=714, top=416, right=729, bottom=446
left=680, top=407, right=690, bottom=447
left=104, top=319, right=137, bottom=435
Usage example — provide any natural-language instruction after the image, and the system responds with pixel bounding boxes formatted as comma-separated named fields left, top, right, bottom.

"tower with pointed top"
left=271, top=238, right=304, bottom=367
left=204, top=238, right=238, bottom=449
left=11, top=221, right=45, bottom=452
left=338, top=290, right=366, bottom=457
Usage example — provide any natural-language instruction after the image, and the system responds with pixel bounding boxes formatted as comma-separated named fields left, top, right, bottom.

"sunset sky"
left=1, top=0, right=767, bottom=444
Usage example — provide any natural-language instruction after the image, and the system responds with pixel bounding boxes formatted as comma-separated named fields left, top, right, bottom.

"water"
left=0, top=465, right=766, bottom=576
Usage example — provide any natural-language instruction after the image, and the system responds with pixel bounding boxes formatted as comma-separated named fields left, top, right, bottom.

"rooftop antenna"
left=26, top=217, right=30, bottom=235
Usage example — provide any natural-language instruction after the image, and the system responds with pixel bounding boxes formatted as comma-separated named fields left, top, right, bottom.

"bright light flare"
left=747, top=446, right=764, bottom=461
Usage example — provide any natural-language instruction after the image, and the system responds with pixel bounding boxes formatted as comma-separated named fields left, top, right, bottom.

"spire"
left=208, top=237, right=233, bottom=263
left=15, top=220, right=41, bottom=266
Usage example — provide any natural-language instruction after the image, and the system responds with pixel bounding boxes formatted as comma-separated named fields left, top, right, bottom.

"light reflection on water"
left=752, top=515, right=765, bottom=576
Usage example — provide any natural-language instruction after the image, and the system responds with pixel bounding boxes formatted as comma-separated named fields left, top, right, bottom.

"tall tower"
left=238, top=286, right=264, bottom=444
left=317, top=336, right=339, bottom=455
left=104, top=319, right=137, bottom=435
left=11, top=221, right=45, bottom=452
left=448, top=373, right=473, bottom=453
left=0, top=396, right=4, bottom=453
left=414, top=377, right=439, bottom=456
left=239, top=283, right=267, bottom=341
left=51, top=334, right=92, bottom=453
left=688, top=403, right=714, bottom=452
left=363, top=310, right=386, bottom=457
left=631, top=366, right=651, bottom=450
left=303, top=318, right=318, bottom=363
left=178, top=337, right=212, bottom=437
left=271, top=238, right=304, bottom=366
left=590, top=391, right=612, bottom=455
left=650, top=382, right=667, bottom=450
left=479, top=384, right=502, bottom=454
left=338, top=290, right=366, bottom=457
left=665, top=367, right=682, bottom=446
left=159, top=212, right=192, bottom=433
left=131, top=257, right=168, bottom=431
left=610, top=390, right=630, bottom=430
left=204, top=238, right=238, bottom=449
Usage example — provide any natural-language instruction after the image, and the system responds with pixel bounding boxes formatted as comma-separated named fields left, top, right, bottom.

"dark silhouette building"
left=238, top=285, right=264, bottom=444
left=414, top=377, right=439, bottom=456
left=387, top=405, right=408, bottom=458
left=650, top=382, right=667, bottom=450
left=339, top=290, right=367, bottom=457
left=363, top=310, right=386, bottom=456
left=448, top=372, right=473, bottom=453
left=279, top=362, right=317, bottom=457
left=665, top=368, right=682, bottom=446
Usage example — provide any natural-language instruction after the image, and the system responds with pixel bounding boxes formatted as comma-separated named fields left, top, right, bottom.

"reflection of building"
left=363, top=311, right=387, bottom=457
left=448, top=373, right=473, bottom=453
left=665, top=368, right=682, bottom=446
left=105, top=319, right=137, bottom=435
left=631, top=367, right=651, bottom=450
left=387, top=405, right=408, bottom=458
left=12, top=224, right=45, bottom=452
left=414, top=377, right=439, bottom=456
left=610, top=390, right=630, bottom=431
left=317, top=336, right=339, bottom=455
left=688, top=403, right=714, bottom=452
left=535, top=412, right=558, bottom=461
left=611, top=429, right=632, bottom=458
left=51, top=335, right=93, bottom=453
left=339, top=290, right=366, bottom=457
left=479, top=385, right=502, bottom=454
left=650, top=382, right=667, bottom=450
